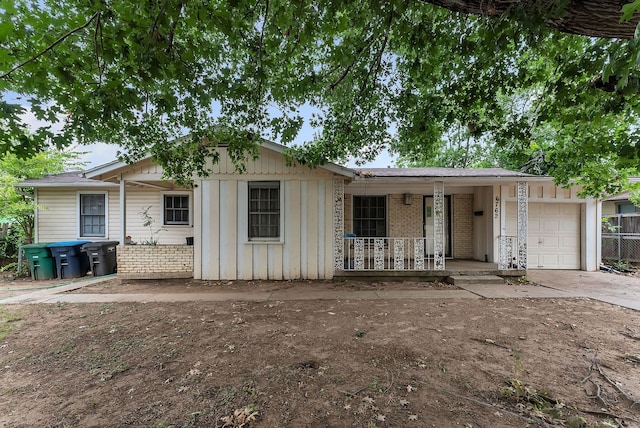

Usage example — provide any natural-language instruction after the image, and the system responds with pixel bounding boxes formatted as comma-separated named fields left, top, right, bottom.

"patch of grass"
left=52, top=342, right=76, bottom=359
left=0, top=307, right=21, bottom=340
left=85, top=337, right=141, bottom=381
left=499, top=351, right=566, bottom=424
left=369, top=378, right=389, bottom=395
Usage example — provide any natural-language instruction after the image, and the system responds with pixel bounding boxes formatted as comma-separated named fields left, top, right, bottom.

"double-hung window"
left=353, top=195, right=386, bottom=237
left=164, top=194, right=190, bottom=225
left=248, top=181, right=280, bottom=239
left=79, top=193, right=107, bottom=238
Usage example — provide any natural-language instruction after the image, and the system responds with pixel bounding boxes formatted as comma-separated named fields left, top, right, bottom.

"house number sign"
left=494, top=196, right=500, bottom=219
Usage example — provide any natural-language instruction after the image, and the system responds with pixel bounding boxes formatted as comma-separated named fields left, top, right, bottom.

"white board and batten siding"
left=503, top=183, right=600, bottom=270
left=196, top=147, right=338, bottom=281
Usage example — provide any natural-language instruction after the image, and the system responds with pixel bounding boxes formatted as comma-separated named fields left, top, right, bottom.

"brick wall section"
left=388, top=194, right=423, bottom=237
left=453, top=194, right=473, bottom=258
left=344, top=193, right=423, bottom=237
left=117, top=245, right=194, bottom=279
left=344, top=194, right=352, bottom=234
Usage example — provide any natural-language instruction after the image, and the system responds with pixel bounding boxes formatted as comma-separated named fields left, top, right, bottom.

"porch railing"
left=499, top=235, right=519, bottom=270
left=343, top=237, right=433, bottom=271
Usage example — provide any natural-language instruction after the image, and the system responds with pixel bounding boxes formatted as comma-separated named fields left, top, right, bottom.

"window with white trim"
left=353, top=195, right=386, bottom=237
left=248, top=181, right=280, bottom=239
left=163, top=194, right=190, bottom=225
left=79, top=193, right=107, bottom=237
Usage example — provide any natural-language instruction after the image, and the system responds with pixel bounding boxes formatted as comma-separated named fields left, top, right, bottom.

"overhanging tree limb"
left=419, top=0, right=640, bottom=39
left=1, top=11, right=101, bottom=79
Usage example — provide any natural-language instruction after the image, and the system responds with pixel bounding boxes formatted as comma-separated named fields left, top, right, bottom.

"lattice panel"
left=374, top=239, right=385, bottom=270
left=354, top=239, right=364, bottom=270
left=394, top=239, right=405, bottom=270
left=413, top=238, right=424, bottom=270
left=517, top=181, right=528, bottom=270
left=499, top=235, right=515, bottom=269
left=333, top=179, right=344, bottom=270
left=433, top=181, right=445, bottom=270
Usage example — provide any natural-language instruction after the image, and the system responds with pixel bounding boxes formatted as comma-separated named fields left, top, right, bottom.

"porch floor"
left=334, top=260, right=525, bottom=281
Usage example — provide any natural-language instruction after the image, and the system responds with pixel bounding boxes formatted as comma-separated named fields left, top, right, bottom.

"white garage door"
left=507, top=202, right=580, bottom=269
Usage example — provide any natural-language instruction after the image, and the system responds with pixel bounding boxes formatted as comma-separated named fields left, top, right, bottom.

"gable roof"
left=84, top=140, right=355, bottom=179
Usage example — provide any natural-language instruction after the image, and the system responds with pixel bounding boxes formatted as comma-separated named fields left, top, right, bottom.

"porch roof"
left=351, top=167, right=552, bottom=185
left=354, top=167, right=536, bottom=178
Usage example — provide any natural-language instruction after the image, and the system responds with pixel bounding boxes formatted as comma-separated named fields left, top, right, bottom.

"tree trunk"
left=420, top=0, right=640, bottom=39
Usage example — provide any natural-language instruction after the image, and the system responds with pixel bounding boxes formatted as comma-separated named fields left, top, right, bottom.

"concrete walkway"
left=1, top=271, right=639, bottom=311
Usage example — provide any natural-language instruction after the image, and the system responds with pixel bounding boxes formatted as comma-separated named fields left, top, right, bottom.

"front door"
left=423, top=196, right=451, bottom=257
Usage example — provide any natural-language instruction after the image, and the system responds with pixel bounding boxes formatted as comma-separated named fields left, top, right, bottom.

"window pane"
left=80, top=194, right=106, bottom=237
left=248, top=182, right=280, bottom=238
left=353, top=196, right=386, bottom=237
left=164, top=195, right=190, bottom=225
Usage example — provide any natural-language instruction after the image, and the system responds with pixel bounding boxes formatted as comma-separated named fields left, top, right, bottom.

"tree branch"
left=328, top=33, right=377, bottom=91
left=1, top=11, right=101, bottom=80
left=358, top=11, right=394, bottom=100
left=418, top=0, right=640, bottom=39
left=93, top=12, right=103, bottom=86
left=165, top=2, right=183, bottom=53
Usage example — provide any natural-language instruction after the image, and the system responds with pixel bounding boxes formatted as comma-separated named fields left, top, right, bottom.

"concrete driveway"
left=526, top=270, right=640, bottom=311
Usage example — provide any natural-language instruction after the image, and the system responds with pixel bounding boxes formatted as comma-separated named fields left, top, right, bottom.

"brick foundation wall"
left=453, top=194, right=473, bottom=258
left=117, top=245, right=194, bottom=279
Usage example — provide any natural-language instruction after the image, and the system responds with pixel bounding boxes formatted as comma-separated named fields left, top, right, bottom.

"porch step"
left=446, top=275, right=505, bottom=286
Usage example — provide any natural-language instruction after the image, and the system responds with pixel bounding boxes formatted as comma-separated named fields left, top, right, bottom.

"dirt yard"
left=1, top=277, right=640, bottom=427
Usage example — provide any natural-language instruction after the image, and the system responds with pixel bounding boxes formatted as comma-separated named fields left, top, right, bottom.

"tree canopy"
left=0, top=150, right=82, bottom=244
left=2, top=0, right=640, bottom=195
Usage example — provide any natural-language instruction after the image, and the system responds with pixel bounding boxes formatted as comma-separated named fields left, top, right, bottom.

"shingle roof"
left=353, top=167, right=536, bottom=178
left=19, top=172, right=118, bottom=188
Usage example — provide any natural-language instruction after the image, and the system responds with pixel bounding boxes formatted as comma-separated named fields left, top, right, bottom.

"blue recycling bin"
left=47, top=241, right=92, bottom=279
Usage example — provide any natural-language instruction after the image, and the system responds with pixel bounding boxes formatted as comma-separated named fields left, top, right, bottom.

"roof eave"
left=352, top=175, right=552, bottom=183
left=85, top=160, right=130, bottom=178
left=20, top=182, right=120, bottom=188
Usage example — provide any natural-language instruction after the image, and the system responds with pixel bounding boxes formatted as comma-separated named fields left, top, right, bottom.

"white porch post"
left=119, top=177, right=126, bottom=246
left=517, top=181, right=528, bottom=270
left=333, top=179, right=344, bottom=271
left=434, top=181, right=445, bottom=270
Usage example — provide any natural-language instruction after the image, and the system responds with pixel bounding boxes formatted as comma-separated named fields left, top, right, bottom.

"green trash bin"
left=22, top=243, right=57, bottom=280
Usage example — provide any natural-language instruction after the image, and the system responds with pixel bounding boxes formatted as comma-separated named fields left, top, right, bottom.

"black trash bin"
left=47, top=241, right=92, bottom=279
left=82, top=241, right=119, bottom=276
left=22, top=243, right=57, bottom=280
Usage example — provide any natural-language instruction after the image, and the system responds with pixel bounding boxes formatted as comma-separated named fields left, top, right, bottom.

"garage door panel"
left=540, top=236, right=559, bottom=247
left=543, top=219, right=560, bottom=232
left=506, top=202, right=580, bottom=269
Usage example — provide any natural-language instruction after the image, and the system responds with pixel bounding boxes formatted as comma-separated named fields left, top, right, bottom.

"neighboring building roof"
left=353, top=167, right=540, bottom=178
left=19, top=171, right=119, bottom=188
left=605, top=192, right=630, bottom=202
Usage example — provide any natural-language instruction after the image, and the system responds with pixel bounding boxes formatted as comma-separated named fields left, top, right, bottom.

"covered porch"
left=332, top=170, right=548, bottom=276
